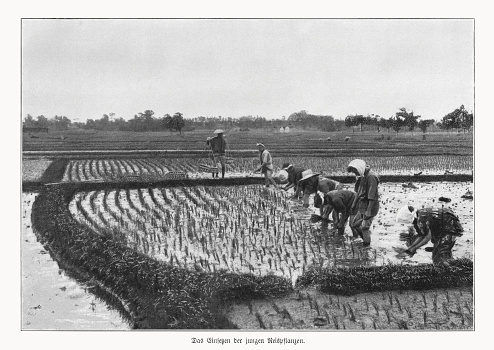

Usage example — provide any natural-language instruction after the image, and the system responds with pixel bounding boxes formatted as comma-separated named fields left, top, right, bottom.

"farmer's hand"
left=303, top=202, right=310, bottom=208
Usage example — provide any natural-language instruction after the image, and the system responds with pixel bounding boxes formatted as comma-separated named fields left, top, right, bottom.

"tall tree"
left=442, top=105, right=473, bottom=132
left=441, top=105, right=461, bottom=130
left=418, top=119, right=435, bottom=133
left=161, top=114, right=173, bottom=131
left=390, top=116, right=403, bottom=133
left=23, top=114, right=35, bottom=127
left=396, top=108, right=420, bottom=131
left=52, top=115, right=71, bottom=130
left=36, top=115, right=49, bottom=128
left=171, top=112, right=185, bottom=134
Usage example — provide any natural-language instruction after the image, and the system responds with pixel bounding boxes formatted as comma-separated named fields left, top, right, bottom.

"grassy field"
left=23, top=128, right=473, bottom=157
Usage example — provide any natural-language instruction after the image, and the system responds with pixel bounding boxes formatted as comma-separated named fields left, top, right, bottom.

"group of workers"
left=279, top=158, right=379, bottom=248
left=205, top=129, right=464, bottom=264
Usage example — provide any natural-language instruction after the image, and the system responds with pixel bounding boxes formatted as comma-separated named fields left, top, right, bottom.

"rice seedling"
left=372, top=302, right=380, bottom=316
left=387, top=292, right=393, bottom=306
left=432, top=293, right=438, bottom=313
left=346, top=303, right=356, bottom=322
left=282, top=307, right=293, bottom=323
left=255, top=312, right=267, bottom=329
left=394, top=296, right=402, bottom=313
left=314, top=300, right=321, bottom=316
left=442, top=302, right=450, bottom=319
left=332, top=315, right=339, bottom=330
left=324, top=310, right=331, bottom=325
left=384, top=308, right=392, bottom=324
left=271, top=300, right=281, bottom=314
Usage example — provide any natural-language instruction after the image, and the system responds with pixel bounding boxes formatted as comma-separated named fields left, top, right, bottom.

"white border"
left=7, top=1, right=492, bottom=349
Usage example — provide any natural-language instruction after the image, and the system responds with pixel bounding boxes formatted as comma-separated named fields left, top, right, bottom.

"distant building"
left=23, top=127, right=48, bottom=133
left=279, top=127, right=285, bottom=133
left=285, top=126, right=290, bottom=133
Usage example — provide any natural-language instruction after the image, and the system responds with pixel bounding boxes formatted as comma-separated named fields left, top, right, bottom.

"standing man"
left=396, top=205, right=464, bottom=264
left=206, top=129, right=227, bottom=178
left=281, top=163, right=306, bottom=199
left=298, top=170, right=342, bottom=230
left=322, top=189, right=357, bottom=235
left=254, top=143, right=277, bottom=188
left=347, top=159, right=380, bottom=247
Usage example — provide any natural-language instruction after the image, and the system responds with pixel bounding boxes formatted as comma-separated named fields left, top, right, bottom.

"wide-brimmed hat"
left=298, top=169, right=320, bottom=182
left=214, top=129, right=224, bottom=134
left=256, top=143, right=265, bottom=148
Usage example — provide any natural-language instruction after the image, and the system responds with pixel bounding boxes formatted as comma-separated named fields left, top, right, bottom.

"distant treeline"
left=344, top=106, right=473, bottom=133
left=23, top=106, right=473, bottom=133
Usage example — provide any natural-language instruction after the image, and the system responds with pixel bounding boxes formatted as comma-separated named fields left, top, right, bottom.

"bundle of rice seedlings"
left=296, top=259, right=473, bottom=295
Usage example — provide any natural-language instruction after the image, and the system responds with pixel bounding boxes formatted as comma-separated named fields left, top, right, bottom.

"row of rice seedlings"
left=276, top=155, right=472, bottom=176
left=36, top=186, right=295, bottom=329
left=148, top=158, right=169, bottom=175
left=64, top=160, right=75, bottom=182
left=62, top=154, right=472, bottom=182
left=255, top=288, right=473, bottom=330
left=71, top=184, right=374, bottom=284
left=141, top=159, right=165, bottom=175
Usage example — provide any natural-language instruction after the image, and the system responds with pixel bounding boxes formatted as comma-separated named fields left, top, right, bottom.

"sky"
left=22, top=19, right=474, bottom=122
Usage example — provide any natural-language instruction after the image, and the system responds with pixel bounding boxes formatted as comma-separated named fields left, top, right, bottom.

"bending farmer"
left=397, top=206, right=464, bottom=264
left=323, top=189, right=357, bottom=235
left=298, top=170, right=342, bottom=229
left=281, top=163, right=306, bottom=199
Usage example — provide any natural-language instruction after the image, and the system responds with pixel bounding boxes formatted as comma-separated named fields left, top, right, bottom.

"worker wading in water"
left=254, top=143, right=277, bottom=188
left=347, top=159, right=380, bottom=247
left=322, top=189, right=357, bottom=236
left=396, top=205, right=464, bottom=264
left=298, top=170, right=343, bottom=233
left=280, top=163, right=306, bottom=199
left=206, top=129, right=227, bottom=178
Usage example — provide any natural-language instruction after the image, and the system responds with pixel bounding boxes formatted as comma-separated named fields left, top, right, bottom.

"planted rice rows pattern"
left=70, top=185, right=377, bottom=285
left=62, top=156, right=472, bottom=182
left=70, top=181, right=473, bottom=279
left=282, top=155, right=473, bottom=177
left=229, top=288, right=473, bottom=330
left=63, top=158, right=174, bottom=182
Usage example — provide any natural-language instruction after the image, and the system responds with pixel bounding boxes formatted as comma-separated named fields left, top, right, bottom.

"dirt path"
left=22, top=193, right=130, bottom=330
